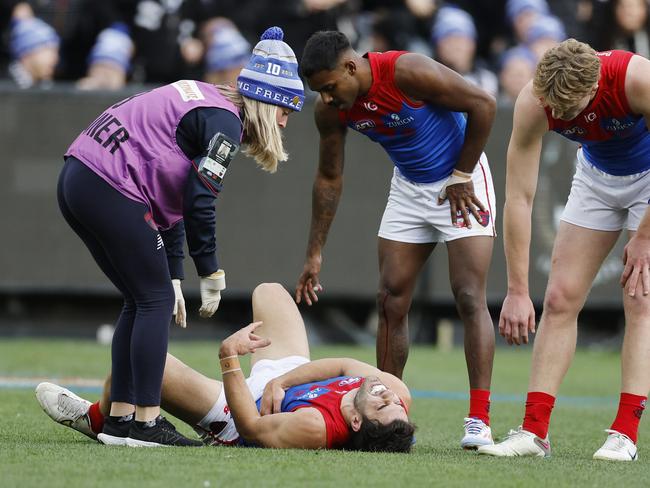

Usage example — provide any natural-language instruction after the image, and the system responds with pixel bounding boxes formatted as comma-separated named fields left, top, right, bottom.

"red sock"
left=610, top=393, right=646, bottom=444
left=468, top=389, right=491, bottom=425
left=88, top=401, right=105, bottom=434
left=522, top=392, right=555, bottom=438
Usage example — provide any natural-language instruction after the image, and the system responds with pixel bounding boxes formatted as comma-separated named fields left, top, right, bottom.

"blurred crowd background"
left=1, top=0, right=648, bottom=103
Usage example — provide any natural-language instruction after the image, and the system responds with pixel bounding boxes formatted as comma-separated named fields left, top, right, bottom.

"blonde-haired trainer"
left=479, top=38, right=650, bottom=461
left=58, top=27, right=303, bottom=447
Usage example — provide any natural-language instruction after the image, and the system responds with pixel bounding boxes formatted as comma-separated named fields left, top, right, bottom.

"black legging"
left=58, top=157, right=173, bottom=406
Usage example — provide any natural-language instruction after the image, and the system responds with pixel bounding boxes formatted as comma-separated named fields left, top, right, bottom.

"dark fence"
left=0, top=85, right=627, bottom=308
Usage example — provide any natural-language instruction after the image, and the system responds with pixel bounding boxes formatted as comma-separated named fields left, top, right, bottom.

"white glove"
left=171, top=279, right=187, bottom=328
left=199, top=269, right=226, bottom=318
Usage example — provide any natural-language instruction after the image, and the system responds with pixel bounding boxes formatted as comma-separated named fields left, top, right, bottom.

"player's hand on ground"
left=220, top=321, right=271, bottom=357
left=260, top=379, right=286, bottom=415
left=438, top=181, right=487, bottom=229
left=620, top=234, right=650, bottom=297
left=499, top=293, right=536, bottom=346
left=171, top=279, right=187, bottom=328
left=295, top=256, right=323, bottom=305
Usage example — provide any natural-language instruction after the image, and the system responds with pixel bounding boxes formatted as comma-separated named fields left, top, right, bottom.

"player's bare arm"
left=394, top=53, right=496, bottom=227
left=260, top=358, right=411, bottom=415
left=218, top=322, right=326, bottom=448
left=620, top=54, right=650, bottom=297
left=500, top=81, right=548, bottom=346
left=296, top=98, right=348, bottom=305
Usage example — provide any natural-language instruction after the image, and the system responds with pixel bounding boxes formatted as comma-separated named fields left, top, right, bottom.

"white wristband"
left=439, top=169, right=473, bottom=200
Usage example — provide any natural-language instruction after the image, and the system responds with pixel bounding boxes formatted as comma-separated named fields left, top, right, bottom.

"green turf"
left=0, top=339, right=646, bottom=487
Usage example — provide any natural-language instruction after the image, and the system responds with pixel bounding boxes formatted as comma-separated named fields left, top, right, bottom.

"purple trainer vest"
left=65, top=80, right=242, bottom=230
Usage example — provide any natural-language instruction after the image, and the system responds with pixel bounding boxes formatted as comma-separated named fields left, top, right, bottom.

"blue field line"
left=1, top=377, right=617, bottom=407
left=411, top=389, right=617, bottom=406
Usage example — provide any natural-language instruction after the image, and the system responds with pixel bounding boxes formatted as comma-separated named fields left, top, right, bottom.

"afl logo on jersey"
left=584, top=112, right=597, bottom=123
left=355, top=120, right=376, bottom=131
left=561, top=126, right=586, bottom=136
left=363, top=101, right=378, bottom=111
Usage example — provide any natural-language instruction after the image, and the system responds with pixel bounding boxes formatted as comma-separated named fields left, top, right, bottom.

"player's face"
left=355, top=376, right=409, bottom=425
left=276, top=106, right=292, bottom=129
left=307, top=66, right=358, bottom=110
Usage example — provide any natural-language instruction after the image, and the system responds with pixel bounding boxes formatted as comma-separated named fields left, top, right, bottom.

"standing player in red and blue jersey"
left=479, top=39, right=650, bottom=461
left=295, top=31, right=497, bottom=449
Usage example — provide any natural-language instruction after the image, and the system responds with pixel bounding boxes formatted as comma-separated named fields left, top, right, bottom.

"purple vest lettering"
left=66, top=81, right=242, bottom=230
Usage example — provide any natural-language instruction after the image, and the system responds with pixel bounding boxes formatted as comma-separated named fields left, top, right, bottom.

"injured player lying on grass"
left=36, top=283, right=415, bottom=452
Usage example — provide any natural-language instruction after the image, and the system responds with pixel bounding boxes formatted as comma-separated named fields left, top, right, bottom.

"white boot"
left=35, top=382, right=96, bottom=440
left=477, top=426, right=550, bottom=458
left=593, top=430, right=638, bottom=461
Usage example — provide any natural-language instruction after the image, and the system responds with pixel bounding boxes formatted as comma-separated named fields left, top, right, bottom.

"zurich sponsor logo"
left=603, top=117, right=635, bottom=132
left=387, top=113, right=415, bottom=128
left=297, top=387, right=328, bottom=400
left=354, top=119, right=376, bottom=131
left=363, top=101, right=378, bottom=111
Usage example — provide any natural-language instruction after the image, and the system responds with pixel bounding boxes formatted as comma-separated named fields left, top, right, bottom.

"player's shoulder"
left=624, top=54, right=650, bottom=88
left=512, top=81, right=548, bottom=138
left=290, top=407, right=328, bottom=435
left=515, top=82, right=545, bottom=118
left=624, top=55, right=650, bottom=113
left=394, top=52, right=437, bottom=75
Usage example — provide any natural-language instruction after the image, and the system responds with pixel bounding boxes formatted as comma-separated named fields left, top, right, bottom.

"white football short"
left=195, top=355, right=309, bottom=445
left=378, top=154, right=497, bottom=243
left=561, top=148, right=650, bottom=231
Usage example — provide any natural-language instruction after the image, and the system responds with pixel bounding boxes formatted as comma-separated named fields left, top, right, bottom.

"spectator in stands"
left=498, top=45, right=537, bottom=103
left=369, top=8, right=431, bottom=55
left=593, top=0, right=650, bottom=58
left=506, top=0, right=550, bottom=43
left=260, top=0, right=347, bottom=60
left=201, top=18, right=250, bottom=85
left=452, top=0, right=509, bottom=63
left=5, top=2, right=59, bottom=88
left=547, top=0, right=594, bottom=44
left=524, top=14, right=567, bottom=60
left=76, top=22, right=134, bottom=91
left=118, top=0, right=206, bottom=84
left=431, top=6, right=498, bottom=97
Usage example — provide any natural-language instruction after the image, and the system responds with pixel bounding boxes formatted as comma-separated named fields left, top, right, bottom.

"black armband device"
left=197, top=132, right=240, bottom=187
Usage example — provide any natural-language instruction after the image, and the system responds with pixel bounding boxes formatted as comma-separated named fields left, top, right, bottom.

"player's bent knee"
left=377, top=288, right=410, bottom=319
left=452, top=286, right=485, bottom=317
left=253, top=282, right=285, bottom=299
left=543, top=286, right=581, bottom=317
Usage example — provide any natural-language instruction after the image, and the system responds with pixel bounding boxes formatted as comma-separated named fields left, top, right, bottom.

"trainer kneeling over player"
left=56, top=27, right=304, bottom=447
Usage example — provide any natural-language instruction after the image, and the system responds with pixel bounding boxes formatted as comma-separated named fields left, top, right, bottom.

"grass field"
left=1, top=339, right=647, bottom=487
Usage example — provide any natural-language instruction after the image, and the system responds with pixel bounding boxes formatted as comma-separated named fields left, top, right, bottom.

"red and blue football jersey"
left=339, top=51, right=467, bottom=184
left=545, top=50, right=650, bottom=175
left=278, top=376, right=365, bottom=448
